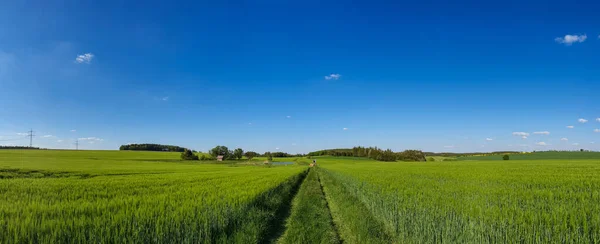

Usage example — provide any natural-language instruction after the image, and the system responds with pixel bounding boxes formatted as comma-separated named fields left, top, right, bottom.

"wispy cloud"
left=16, top=132, right=28, bottom=136
left=275, top=147, right=280, bottom=150
left=560, top=138, right=568, bottom=141
left=536, top=142, right=547, bottom=146
left=533, top=131, right=550, bottom=135
left=444, top=145, right=455, bottom=148
left=578, top=118, right=588, bottom=123
left=555, top=34, right=587, bottom=45
left=573, top=143, right=579, bottom=146
left=42, top=135, right=53, bottom=138
left=597, top=118, right=600, bottom=122
left=75, top=53, right=94, bottom=64
left=70, top=129, right=76, bottom=132
left=594, top=129, right=600, bottom=133
left=161, top=96, right=169, bottom=101
left=325, top=74, right=341, bottom=80
left=286, top=116, right=291, bottom=118
left=522, top=136, right=528, bottom=139
left=57, top=140, right=63, bottom=143
left=512, top=132, right=530, bottom=137
left=343, top=128, right=348, bottom=131
left=78, top=137, right=103, bottom=142
left=485, top=138, right=493, bottom=141
left=566, top=125, right=574, bottom=129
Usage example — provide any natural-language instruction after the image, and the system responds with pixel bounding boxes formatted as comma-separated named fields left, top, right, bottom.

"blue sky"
left=1, top=0, right=599, bottom=153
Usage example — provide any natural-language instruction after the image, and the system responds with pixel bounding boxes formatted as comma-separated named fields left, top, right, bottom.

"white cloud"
left=572, top=143, right=579, bottom=146
left=597, top=118, right=600, bottom=122
left=555, top=34, right=587, bottom=45
left=485, top=138, right=493, bottom=141
left=324, top=74, right=341, bottom=80
left=291, top=143, right=297, bottom=146
left=75, top=53, right=94, bottom=64
left=522, top=136, right=528, bottom=139
left=70, top=129, right=76, bottom=132
left=57, top=140, right=63, bottom=143
left=42, top=135, right=53, bottom=138
left=443, top=145, right=455, bottom=148
left=286, top=116, right=291, bottom=118
left=16, top=132, right=28, bottom=136
left=275, top=147, right=280, bottom=150
left=512, top=132, right=530, bottom=137
left=591, top=142, right=595, bottom=144
left=594, top=129, right=600, bottom=133
left=78, top=137, right=103, bottom=142
left=579, top=118, right=588, bottom=123
left=161, top=96, right=169, bottom=101
left=566, top=125, right=574, bottom=129
left=560, top=138, right=568, bottom=141
left=536, top=142, right=547, bottom=146
left=343, top=128, right=348, bottom=131
left=248, top=122, right=252, bottom=125
left=533, top=131, right=550, bottom=135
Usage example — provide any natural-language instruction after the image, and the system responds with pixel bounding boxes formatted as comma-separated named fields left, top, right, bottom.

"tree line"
left=0, top=146, right=41, bottom=150
left=119, top=144, right=189, bottom=152
left=423, top=151, right=521, bottom=157
left=308, top=146, right=427, bottom=162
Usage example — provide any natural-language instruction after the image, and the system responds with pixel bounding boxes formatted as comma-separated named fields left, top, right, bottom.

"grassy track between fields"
left=278, top=169, right=340, bottom=244
left=317, top=167, right=393, bottom=244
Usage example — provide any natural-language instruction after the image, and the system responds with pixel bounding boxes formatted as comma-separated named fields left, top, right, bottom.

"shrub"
left=244, top=151, right=258, bottom=160
left=199, top=154, right=216, bottom=161
left=503, top=154, right=510, bottom=160
left=181, top=149, right=199, bottom=160
left=397, top=150, right=427, bottom=162
left=427, top=157, right=436, bottom=162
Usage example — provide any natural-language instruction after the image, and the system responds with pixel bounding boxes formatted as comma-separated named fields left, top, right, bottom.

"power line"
left=75, top=138, right=79, bottom=150
left=28, top=129, right=35, bottom=148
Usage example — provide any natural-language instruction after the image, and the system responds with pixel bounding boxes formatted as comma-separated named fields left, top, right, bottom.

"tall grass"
left=319, top=158, right=600, bottom=243
left=0, top=150, right=306, bottom=242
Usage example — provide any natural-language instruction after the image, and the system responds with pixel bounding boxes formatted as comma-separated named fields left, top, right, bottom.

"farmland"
left=1, top=150, right=599, bottom=243
left=0, top=150, right=306, bottom=243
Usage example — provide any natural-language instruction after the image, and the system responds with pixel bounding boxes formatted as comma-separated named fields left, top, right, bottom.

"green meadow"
left=1, top=150, right=599, bottom=243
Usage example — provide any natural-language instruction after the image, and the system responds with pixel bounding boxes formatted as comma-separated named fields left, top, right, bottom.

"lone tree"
left=503, top=154, right=510, bottom=160
left=233, top=148, right=244, bottom=160
left=244, top=151, right=258, bottom=160
left=265, top=152, right=273, bottom=161
left=210, top=146, right=230, bottom=159
left=181, top=149, right=199, bottom=160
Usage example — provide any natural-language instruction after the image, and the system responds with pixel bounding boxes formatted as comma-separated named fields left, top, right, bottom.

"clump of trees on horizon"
left=119, top=144, right=188, bottom=152
left=308, top=146, right=426, bottom=162
left=0, top=146, right=41, bottom=150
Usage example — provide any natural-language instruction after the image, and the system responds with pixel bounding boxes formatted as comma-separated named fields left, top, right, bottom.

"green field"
left=1, top=150, right=599, bottom=243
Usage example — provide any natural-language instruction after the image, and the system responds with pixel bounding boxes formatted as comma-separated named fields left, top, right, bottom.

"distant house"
left=217, top=156, right=224, bottom=161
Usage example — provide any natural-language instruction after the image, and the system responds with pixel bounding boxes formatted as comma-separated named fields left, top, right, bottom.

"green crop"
left=318, top=157, right=600, bottom=243
left=0, top=150, right=306, bottom=243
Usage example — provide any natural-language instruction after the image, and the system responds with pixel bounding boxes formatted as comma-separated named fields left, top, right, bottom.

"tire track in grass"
left=317, top=171, right=344, bottom=244
left=317, top=168, right=394, bottom=244
left=258, top=169, right=308, bottom=244
left=278, top=168, right=341, bottom=244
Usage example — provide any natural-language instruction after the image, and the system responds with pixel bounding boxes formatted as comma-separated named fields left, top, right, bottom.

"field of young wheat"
left=2, top=150, right=599, bottom=243
left=0, top=150, right=306, bottom=243
left=317, top=157, right=600, bottom=243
